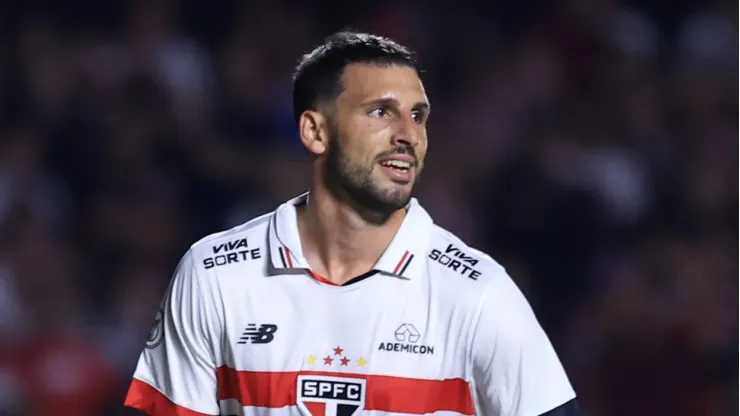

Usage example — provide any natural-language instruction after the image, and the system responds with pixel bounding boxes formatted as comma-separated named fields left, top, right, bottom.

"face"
left=322, top=63, right=430, bottom=217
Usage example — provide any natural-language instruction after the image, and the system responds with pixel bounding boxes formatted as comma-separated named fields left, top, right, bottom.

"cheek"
left=356, top=116, right=395, bottom=144
left=363, top=116, right=394, bottom=133
left=417, top=135, right=429, bottom=159
left=347, top=129, right=389, bottom=158
left=339, top=135, right=378, bottom=167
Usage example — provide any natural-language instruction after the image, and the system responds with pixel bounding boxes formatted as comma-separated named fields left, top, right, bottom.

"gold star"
left=356, top=357, right=367, bottom=367
left=306, top=354, right=317, bottom=364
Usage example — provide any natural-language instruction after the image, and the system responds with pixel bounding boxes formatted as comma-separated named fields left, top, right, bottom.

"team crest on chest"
left=297, top=375, right=366, bottom=416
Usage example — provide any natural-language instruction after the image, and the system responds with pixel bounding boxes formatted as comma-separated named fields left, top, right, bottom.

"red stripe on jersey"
left=392, top=250, right=410, bottom=274
left=216, top=366, right=475, bottom=415
left=283, top=246, right=294, bottom=268
left=308, top=270, right=340, bottom=286
left=125, top=378, right=212, bottom=416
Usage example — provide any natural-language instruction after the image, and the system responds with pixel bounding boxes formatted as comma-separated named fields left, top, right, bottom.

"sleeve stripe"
left=125, top=378, right=213, bottom=416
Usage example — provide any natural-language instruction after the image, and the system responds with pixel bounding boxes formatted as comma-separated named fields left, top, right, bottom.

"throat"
left=297, top=195, right=406, bottom=285
left=304, top=235, right=380, bottom=285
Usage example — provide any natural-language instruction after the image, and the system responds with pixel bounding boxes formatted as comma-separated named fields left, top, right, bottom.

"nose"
left=391, top=113, right=420, bottom=147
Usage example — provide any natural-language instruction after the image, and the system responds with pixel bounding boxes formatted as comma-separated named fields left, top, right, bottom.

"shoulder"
left=191, top=211, right=272, bottom=252
left=425, top=224, right=530, bottom=312
left=426, top=224, right=508, bottom=285
left=186, top=211, right=273, bottom=272
left=157, top=213, right=275, bottom=323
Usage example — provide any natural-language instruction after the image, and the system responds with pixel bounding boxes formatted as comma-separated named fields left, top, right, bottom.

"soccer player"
left=125, top=31, right=580, bottom=416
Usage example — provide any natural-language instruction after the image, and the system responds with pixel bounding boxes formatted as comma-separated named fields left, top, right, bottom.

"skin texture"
left=296, top=63, right=431, bottom=284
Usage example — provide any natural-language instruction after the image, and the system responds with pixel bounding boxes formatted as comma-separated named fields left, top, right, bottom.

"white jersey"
left=125, top=193, right=576, bottom=416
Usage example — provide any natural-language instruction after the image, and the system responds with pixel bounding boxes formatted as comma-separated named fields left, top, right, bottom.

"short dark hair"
left=292, top=31, right=419, bottom=125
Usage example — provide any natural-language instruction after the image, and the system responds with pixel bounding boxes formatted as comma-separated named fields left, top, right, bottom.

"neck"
left=297, top=186, right=406, bottom=285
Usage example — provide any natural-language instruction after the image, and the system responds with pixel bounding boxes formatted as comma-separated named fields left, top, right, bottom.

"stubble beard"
left=323, top=129, right=416, bottom=225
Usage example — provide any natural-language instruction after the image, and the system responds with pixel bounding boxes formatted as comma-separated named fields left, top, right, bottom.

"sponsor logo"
left=237, top=324, right=278, bottom=344
left=146, top=308, right=164, bottom=349
left=297, top=375, right=366, bottom=416
left=429, top=244, right=482, bottom=280
left=203, top=238, right=261, bottom=269
left=378, top=324, right=434, bottom=355
left=395, top=323, right=420, bottom=342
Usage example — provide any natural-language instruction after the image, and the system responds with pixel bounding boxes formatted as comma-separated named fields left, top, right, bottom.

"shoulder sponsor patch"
left=428, top=244, right=482, bottom=280
left=203, top=237, right=262, bottom=269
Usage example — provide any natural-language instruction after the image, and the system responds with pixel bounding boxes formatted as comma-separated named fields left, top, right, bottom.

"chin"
left=343, top=181, right=410, bottom=217
left=375, top=185, right=413, bottom=209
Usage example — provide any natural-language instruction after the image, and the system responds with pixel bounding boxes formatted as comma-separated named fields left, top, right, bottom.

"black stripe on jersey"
left=538, top=399, right=581, bottom=416
left=278, top=247, right=288, bottom=268
left=343, top=270, right=379, bottom=286
left=397, top=254, right=414, bottom=276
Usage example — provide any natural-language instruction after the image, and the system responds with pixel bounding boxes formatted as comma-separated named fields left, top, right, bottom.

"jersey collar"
left=268, top=192, right=433, bottom=280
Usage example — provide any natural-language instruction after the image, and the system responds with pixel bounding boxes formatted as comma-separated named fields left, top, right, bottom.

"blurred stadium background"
left=0, top=0, right=736, bottom=415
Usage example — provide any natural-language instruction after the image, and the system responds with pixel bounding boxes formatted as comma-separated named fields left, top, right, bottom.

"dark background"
left=0, top=0, right=736, bottom=415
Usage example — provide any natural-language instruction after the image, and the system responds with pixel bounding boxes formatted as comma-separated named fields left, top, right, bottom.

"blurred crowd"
left=0, top=0, right=736, bottom=415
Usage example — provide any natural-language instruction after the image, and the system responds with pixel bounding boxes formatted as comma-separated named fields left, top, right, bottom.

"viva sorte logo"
left=428, top=244, right=482, bottom=280
left=203, top=237, right=262, bottom=269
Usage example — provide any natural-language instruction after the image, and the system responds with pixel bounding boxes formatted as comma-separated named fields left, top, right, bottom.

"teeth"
left=381, top=160, right=411, bottom=169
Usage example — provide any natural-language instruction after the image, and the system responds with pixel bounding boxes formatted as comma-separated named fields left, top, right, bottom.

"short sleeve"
left=470, top=273, right=576, bottom=416
left=124, top=250, right=220, bottom=416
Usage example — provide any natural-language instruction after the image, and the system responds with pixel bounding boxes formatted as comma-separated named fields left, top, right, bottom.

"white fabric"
left=128, top=193, right=576, bottom=415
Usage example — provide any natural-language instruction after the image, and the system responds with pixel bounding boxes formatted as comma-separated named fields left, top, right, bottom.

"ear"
left=299, top=110, right=329, bottom=156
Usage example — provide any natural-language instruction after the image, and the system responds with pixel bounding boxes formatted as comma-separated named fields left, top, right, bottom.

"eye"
left=411, top=111, right=426, bottom=124
left=369, top=107, right=389, bottom=118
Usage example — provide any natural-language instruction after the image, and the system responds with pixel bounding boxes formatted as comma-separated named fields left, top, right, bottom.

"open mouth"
left=380, top=159, right=411, bottom=172
left=378, top=159, right=415, bottom=183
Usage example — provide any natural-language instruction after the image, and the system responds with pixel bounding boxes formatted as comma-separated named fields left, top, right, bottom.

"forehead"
left=337, top=63, right=427, bottom=106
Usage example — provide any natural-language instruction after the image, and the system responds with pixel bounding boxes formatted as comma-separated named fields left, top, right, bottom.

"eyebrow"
left=363, top=97, right=431, bottom=113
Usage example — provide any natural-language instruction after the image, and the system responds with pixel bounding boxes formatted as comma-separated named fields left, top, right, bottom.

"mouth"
left=378, top=158, right=416, bottom=184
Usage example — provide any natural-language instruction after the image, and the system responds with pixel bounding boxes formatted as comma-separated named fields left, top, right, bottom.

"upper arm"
left=470, top=273, right=576, bottom=416
left=124, top=250, right=221, bottom=416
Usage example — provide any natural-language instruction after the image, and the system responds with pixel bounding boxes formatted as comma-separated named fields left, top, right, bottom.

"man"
left=125, top=32, right=580, bottom=416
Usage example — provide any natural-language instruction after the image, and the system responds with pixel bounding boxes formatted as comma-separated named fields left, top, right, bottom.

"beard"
left=323, top=126, right=419, bottom=225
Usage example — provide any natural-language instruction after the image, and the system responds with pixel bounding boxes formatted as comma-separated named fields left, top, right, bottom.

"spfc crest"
left=297, top=375, right=366, bottom=416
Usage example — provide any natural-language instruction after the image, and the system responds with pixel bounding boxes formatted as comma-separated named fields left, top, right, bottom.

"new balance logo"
left=238, top=324, right=278, bottom=344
